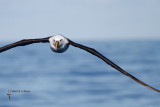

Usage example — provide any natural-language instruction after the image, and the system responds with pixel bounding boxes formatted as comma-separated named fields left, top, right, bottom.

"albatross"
left=0, top=35, right=159, bottom=93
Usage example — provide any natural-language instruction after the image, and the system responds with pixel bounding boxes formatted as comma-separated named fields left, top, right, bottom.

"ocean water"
left=0, top=40, right=160, bottom=107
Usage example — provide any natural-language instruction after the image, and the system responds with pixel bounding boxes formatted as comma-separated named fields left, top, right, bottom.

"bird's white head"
left=49, top=35, right=70, bottom=53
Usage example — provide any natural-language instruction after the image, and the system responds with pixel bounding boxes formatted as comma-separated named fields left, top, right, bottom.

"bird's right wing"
left=69, top=39, right=160, bottom=93
left=0, top=37, right=50, bottom=53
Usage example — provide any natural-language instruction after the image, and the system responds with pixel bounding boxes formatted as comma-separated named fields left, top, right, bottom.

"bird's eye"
left=60, top=39, right=62, bottom=41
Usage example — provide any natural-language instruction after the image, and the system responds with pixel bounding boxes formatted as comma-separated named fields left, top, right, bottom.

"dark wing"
left=68, top=39, right=160, bottom=93
left=0, top=37, right=50, bottom=53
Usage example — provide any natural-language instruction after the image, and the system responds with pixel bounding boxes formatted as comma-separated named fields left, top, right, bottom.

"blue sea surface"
left=0, top=40, right=160, bottom=107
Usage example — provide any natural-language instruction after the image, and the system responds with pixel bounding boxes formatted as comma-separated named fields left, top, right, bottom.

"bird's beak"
left=55, top=41, right=59, bottom=51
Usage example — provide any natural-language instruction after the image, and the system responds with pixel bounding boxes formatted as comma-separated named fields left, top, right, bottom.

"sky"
left=0, top=0, right=160, bottom=41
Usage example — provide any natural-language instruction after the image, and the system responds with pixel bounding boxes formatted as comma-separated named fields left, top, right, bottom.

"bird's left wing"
left=0, top=37, right=50, bottom=53
left=68, top=39, right=160, bottom=93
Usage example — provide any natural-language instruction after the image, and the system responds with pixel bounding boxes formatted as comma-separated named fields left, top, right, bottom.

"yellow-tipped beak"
left=55, top=41, right=59, bottom=51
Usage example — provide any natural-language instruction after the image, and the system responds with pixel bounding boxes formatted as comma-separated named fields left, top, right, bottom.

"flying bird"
left=0, top=35, right=159, bottom=93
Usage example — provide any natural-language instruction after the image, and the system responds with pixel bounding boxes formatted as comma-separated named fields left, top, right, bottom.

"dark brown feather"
left=0, top=37, right=50, bottom=53
left=68, top=39, right=160, bottom=93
